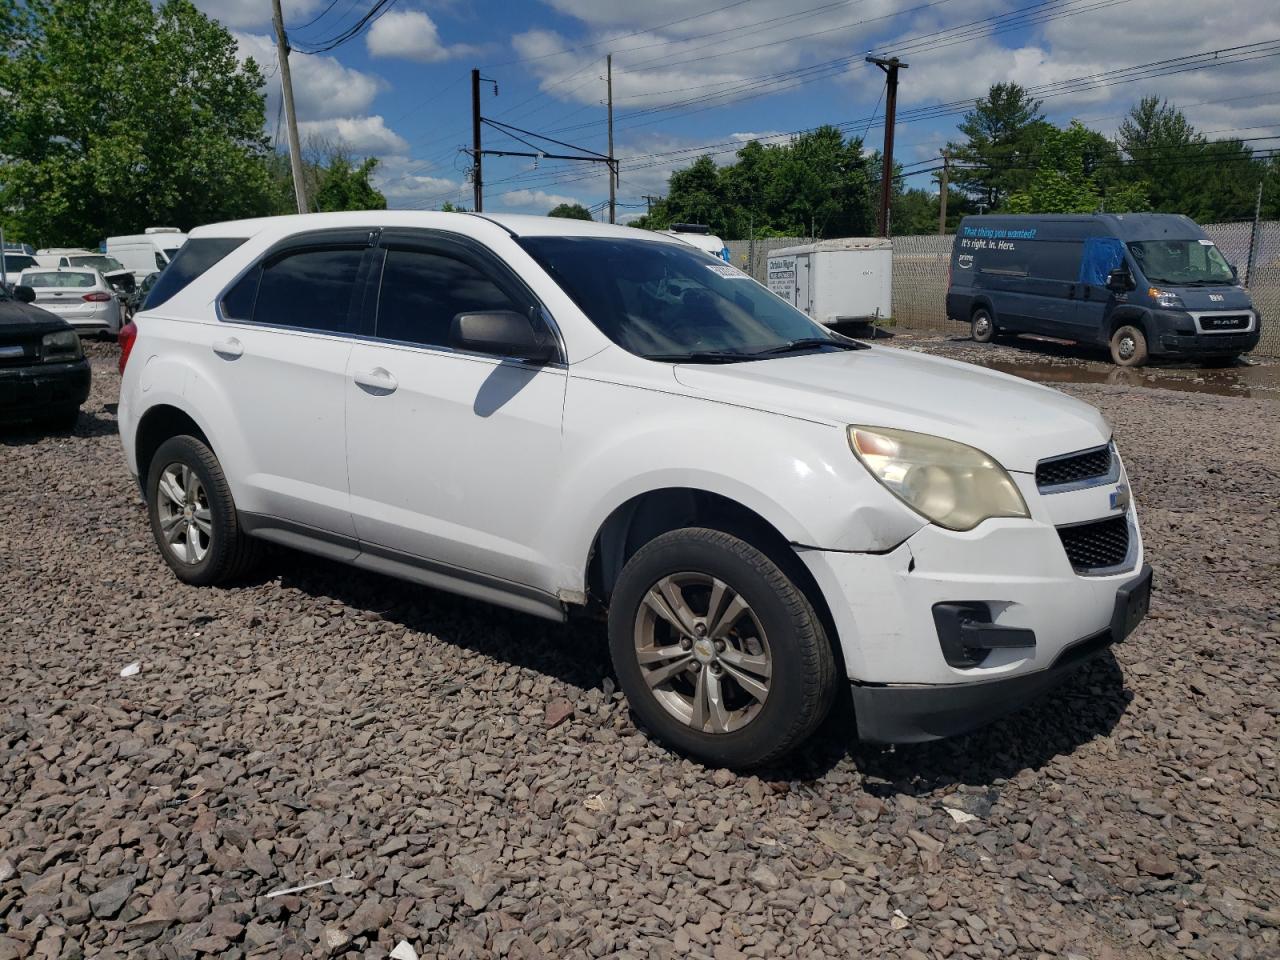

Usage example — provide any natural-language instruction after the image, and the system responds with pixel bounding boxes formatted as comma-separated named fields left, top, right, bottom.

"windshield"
left=1127, top=239, right=1234, bottom=286
left=162, top=247, right=181, bottom=262
left=68, top=254, right=125, bottom=272
left=519, top=236, right=849, bottom=361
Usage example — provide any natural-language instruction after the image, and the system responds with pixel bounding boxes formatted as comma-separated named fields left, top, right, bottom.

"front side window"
left=155, top=252, right=167, bottom=270
left=519, top=236, right=848, bottom=361
left=375, top=248, right=522, bottom=348
left=224, top=245, right=365, bottom=333
left=1127, top=239, right=1234, bottom=286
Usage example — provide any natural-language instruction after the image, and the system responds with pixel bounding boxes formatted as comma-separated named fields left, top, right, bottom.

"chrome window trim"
left=1035, top=441, right=1119, bottom=494
left=1187, top=309, right=1256, bottom=335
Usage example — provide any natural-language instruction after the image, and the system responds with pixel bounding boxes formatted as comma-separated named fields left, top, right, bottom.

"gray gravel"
left=1, top=339, right=1277, bottom=960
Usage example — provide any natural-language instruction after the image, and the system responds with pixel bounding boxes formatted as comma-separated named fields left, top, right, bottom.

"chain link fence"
left=729, top=222, right=1278, bottom=356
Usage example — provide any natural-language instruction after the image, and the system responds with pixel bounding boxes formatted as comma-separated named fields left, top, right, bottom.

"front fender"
left=547, top=376, right=925, bottom=590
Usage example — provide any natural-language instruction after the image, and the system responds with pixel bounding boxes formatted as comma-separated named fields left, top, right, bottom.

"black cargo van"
left=946, top=214, right=1260, bottom=366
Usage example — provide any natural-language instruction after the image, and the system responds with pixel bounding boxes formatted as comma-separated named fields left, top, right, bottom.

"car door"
left=344, top=230, right=568, bottom=592
left=1021, top=240, right=1082, bottom=337
left=203, top=228, right=377, bottom=539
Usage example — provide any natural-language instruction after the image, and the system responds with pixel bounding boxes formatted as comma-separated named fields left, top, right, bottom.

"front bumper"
left=1146, top=308, right=1260, bottom=356
left=851, top=563, right=1151, bottom=742
left=0, top=360, right=91, bottom=419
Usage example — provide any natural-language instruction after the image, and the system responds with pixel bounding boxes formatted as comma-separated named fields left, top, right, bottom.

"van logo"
left=1209, top=294, right=1224, bottom=302
left=957, top=254, right=973, bottom=269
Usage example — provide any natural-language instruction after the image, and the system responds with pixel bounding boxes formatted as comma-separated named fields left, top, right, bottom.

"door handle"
left=212, top=337, right=243, bottom=359
left=353, top=367, right=398, bottom=393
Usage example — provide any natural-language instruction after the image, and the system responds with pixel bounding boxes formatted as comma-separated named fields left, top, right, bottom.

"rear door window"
left=144, top=237, right=246, bottom=309
left=223, top=244, right=367, bottom=335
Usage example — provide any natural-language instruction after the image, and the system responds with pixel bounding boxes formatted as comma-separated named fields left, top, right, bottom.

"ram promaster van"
left=947, top=214, right=1260, bottom=366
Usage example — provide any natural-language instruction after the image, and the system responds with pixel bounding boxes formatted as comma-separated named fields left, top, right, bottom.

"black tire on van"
left=1109, top=324, right=1148, bottom=367
left=970, top=308, right=997, bottom=343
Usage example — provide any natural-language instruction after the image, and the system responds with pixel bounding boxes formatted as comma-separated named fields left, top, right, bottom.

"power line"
left=292, top=0, right=400, bottom=54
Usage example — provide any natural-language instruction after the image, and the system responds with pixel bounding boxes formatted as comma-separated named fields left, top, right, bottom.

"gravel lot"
left=1, top=339, right=1276, bottom=960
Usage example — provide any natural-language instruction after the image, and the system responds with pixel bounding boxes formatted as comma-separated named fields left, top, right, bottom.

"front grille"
left=1058, top=515, right=1130, bottom=571
left=1037, top=444, right=1113, bottom=489
left=1199, top=314, right=1250, bottom=331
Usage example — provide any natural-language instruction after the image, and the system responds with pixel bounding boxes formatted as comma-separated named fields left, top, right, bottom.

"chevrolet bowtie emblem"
left=1111, top=484, right=1131, bottom=512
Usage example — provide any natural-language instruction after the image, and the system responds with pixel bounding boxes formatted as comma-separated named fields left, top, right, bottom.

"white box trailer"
left=766, top=237, right=892, bottom=325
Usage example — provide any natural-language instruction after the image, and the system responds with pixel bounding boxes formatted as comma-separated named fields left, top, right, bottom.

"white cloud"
left=194, top=0, right=323, bottom=31
left=373, top=156, right=468, bottom=209
left=298, top=116, right=410, bottom=155
left=499, top=189, right=585, bottom=212
left=234, top=31, right=381, bottom=122
left=365, top=9, right=474, bottom=62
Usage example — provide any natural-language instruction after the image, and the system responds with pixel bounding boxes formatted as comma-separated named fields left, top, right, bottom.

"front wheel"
left=1109, top=324, right=1148, bottom=367
left=146, top=435, right=259, bottom=586
left=608, top=528, right=836, bottom=769
left=971, top=308, right=997, bottom=343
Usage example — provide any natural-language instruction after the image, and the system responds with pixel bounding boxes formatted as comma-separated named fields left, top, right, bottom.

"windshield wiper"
left=644, top=350, right=757, bottom=364
left=749, top=337, right=864, bottom=357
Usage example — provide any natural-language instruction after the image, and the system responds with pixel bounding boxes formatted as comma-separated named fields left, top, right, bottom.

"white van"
left=106, top=228, right=188, bottom=282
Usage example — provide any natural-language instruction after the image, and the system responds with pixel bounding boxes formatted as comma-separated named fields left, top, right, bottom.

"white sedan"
left=18, top=268, right=123, bottom=336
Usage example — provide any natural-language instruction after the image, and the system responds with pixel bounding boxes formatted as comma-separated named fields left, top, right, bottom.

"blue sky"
left=198, top=0, right=1280, bottom=219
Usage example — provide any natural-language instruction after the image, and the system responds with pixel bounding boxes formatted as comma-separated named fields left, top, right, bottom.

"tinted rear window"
left=143, top=237, right=246, bottom=310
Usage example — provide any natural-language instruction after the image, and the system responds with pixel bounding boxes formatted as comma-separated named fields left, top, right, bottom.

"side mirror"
left=1105, top=268, right=1132, bottom=293
left=1230, top=263, right=1239, bottom=282
left=14, top=284, right=35, bottom=303
left=451, top=310, right=557, bottom=363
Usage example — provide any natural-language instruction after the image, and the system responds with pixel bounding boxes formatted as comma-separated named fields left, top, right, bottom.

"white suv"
left=118, top=212, right=1152, bottom=768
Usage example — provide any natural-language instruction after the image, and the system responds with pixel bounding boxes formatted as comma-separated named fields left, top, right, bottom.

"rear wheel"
left=608, top=527, right=836, bottom=769
left=1109, top=324, right=1148, bottom=367
left=146, top=435, right=259, bottom=586
left=971, top=308, right=997, bottom=343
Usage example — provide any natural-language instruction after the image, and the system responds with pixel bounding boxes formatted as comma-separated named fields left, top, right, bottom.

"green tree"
left=1118, top=97, right=1264, bottom=220
left=1006, top=121, right=1149, bottom=214
left=632, top=127, right=876, bottom=239
left=945, top=83, right=1048, bottom=210
left=0, top=0, right=279, bottom=247
left=314, top=156, right=386, bottom=212
left=547, top=202, right=593, bottom=220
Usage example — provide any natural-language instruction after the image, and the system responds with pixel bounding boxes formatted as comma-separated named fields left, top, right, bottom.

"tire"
left=608, top=527, right=836, bottom=769
left=1109, top=324, right=1148, bottom=367
left=146, top=435, right=259, bottom=586
left=970, top=308, right=997, bottom=343
left=42, top=405, right=80, bottom=433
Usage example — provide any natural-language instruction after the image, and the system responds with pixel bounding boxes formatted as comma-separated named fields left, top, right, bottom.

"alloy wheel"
left=155, top=462, right=212, bottom=564
left=633, top=572, right=772, bottom=734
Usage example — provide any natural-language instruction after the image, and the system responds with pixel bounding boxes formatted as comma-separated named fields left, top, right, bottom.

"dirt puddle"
left=967, top=357, right=1280, bottom=402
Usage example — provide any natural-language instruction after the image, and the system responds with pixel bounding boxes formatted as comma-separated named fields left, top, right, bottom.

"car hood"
left=671, top=345, right=1110, bottom=473
left=0, top=298, right=67, bottom=337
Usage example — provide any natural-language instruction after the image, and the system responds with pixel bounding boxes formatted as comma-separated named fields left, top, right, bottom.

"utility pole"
left=938, top=151, right=949, bottom=235
left=471, top=68, right=483, bottom=212
left=866, top=55, right=907, bottom=238
left=642, top=195, right=660, bottom=213
left=607, top=54, right=616, bottom=225
left=271, top=0, right=309, bottom=215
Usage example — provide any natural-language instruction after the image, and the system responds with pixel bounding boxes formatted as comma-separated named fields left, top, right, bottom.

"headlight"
left=848, top=426, right=1029, bottom=531
left=1148, top=287, right=1184, bottom=309
left=41, top=330, right=83, bottom=362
